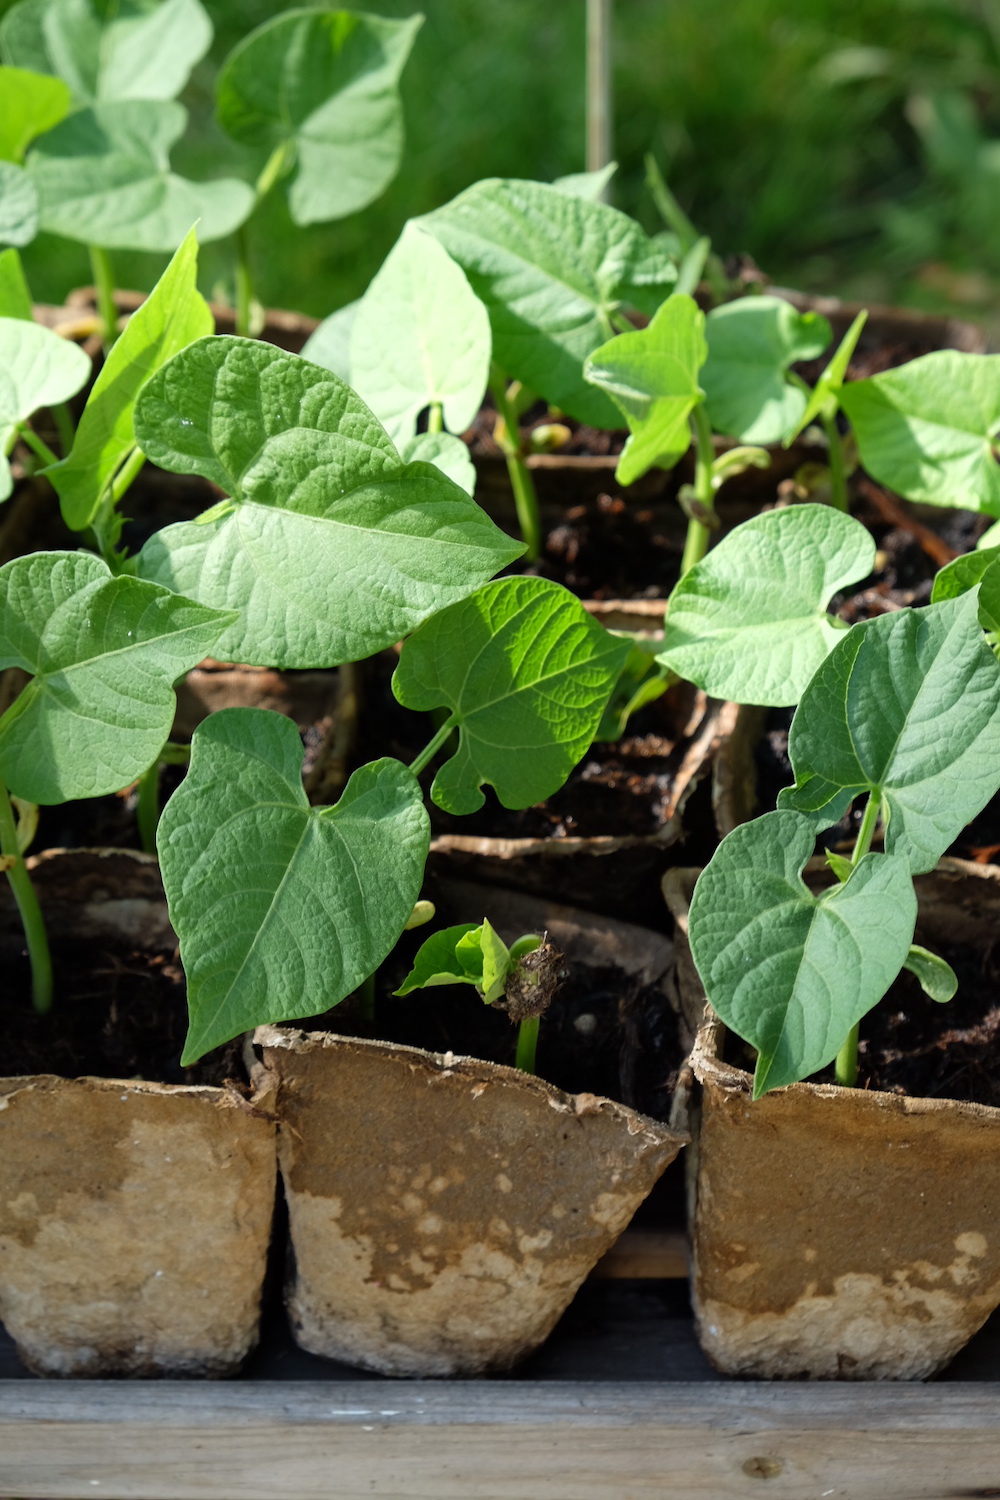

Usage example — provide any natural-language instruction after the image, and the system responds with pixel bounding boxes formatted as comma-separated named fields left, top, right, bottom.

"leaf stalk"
left=834, top=791, right=881, bottom=1087
left=0, top=778, right=53, bottom=1014
left=680, top=403, right=717, bottom=575
left=88, top=244, right=119, bottom=351
left=490, top=370, right=543, bottom=561
left=409, top=712, right=459, bottom=777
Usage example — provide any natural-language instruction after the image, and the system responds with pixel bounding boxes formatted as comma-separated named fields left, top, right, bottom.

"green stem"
left=835, top=793, right=881, bottom=1087
left=822, top=410, right=849, bottom=512
left=136, top=761, right=160, bottom=856
left=235, top=225, right=254, bottom=340
left=255, top=141, right=293, bottom=200
left=409, top=713, right=459, bottom=778
left=52, top=402, right=76, bottom=458
left=586, top=0, right=612, bottom=187
left=17, top=423, right=60, bottom=469
left=490, top=371, right=542, bottom=561
left=680, top=404, right=717, bottom=576
left=427, top=401, right=444, bottom=435
left=0, top=779, right=52, bottom=1014
left=515, top=1016, right=540, bottom=1074
left=88, top=244, right=118, bottom=350
left=89, top=444, right=147, bottom=567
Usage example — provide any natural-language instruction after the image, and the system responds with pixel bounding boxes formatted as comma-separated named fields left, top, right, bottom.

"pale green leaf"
left=0, top=248, right=33, bottom=319
left=394, top=922, right=481, bottom=994
left=420, top=177, right=677, bottom=427
left=688, top=809, right=917, bottom=1096
left=0, top=0, right=212, bottom=105
left=216, top=9, right=422, bottom=226
left=839, top=350, right=1000, bottom=513
left=135, top=336, right=521, bottom=667
left=583, top=293, right=706, bottom=484
left=300, top=299, right=359, bottom=383
left=701, top=295, right=832, bottom=443
left=0, top=550, right=235, bottom=802
left=46, top=225, right=213, bottom=531
left=785, top=310, right=867, bottom=443
left=477, top=918, right=513, bottom=1004
left=904, top=944, right=957, bottom=1003
left=778, top=592, right=1000, bottom=872
left=156, top=708, right=430, bottom=1062
left=392, top=576, right=632, bottom=813
left=0, top=160, right=38, bottom=247
left=350, top=222, right=491, bottom=443
left=400, top=431, right=475, bottom=493
left=0, top=66, right=71, bottom=161
left=552, top=163, right=617, bottom=199
left=656, top=505, right=874, bottom=706
left=28, top=99, right=254, bottom=251
left=0, top=314, right=89, bottom=499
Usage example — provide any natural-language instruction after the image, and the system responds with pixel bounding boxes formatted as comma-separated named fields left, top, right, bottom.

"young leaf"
left=156, top=709, right=430, bottom=1063
left=930, top=546, right=1000, bottom=604
left=552, top=163, right=617, bottom=200
left=0, top=315, right=90, bottom=499
left=655, top=505, right=874, bottom=706
left=394, top=922, right=481, bottom=993
left=0, top=161, right=38, bottom=248
left=839, top=351, right=1000, bottom=513
left=135, top=337, right=521, bottom=667
left=0, top=66, right=71, bottom=161
left=349, top=222, right=491, bottom=444
left=0, top=249, right=33, bottom=320
left=904, top=944, right=957, bottom=1003
left=785, top=310, right=868, bottom=443
left=399, top=431, right=475, bottom=494
left=688, top=809, right=917, bottom=1097
left=27, top=99, right=254, bottom=251
left=778, top=592, right=1000, bottom=872
left=46, top=225, right=213, bottom=532
left=978, top=556, right=1000, bottom=637
left=392, top=576, right=632, bottom=813
left=216, top=9, right=422, bottom=226
left=583, top=293, right=707, bottom=485
left=300, top=299, right=359, bottom=383
left=700, top=295, right=832, bottom=443
left=420, top=178, right=677, bottom=427
left=0, top=0, right=212, bottom=106
left=0, top=551, right=235, bottom=802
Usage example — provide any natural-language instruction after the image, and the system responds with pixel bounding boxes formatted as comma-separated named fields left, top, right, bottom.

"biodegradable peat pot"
left=0, top=848, right=277, bottom=1378
left=663, top=858, right=1000, bottom=1381
left=256, top=1025, right=686, bottom=1377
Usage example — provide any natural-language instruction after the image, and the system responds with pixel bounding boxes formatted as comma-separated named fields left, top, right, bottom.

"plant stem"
left=586, top=0, right=612, bottom=193
left=255, top=141, right=293, bottom=200
left=136, top=761, right=160, bottom=855
left=235, top=225, right=254, bottom=339
left=88, top=244, right=119, bottom=350
left=89, top=445, right=147, bottom=566
left=835, top=792, right=881, bottom=1087
left=515, top=1016, right=539, bottom=1074
left=17, top=423, right=60, bottom=468
left=0, top=779, right=52, bottom=1014
left=490, top=371, right=542, bottom=561
left=823, top=410, right=849, bottom=512
left=680, top=403, right=717, bottom=576
left=427, top=401, right=443, bottom=434
left=409, top=713, right=459, bottom=778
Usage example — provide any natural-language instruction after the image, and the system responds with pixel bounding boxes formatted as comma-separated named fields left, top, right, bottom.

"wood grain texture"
left=2, top=1381, right=1000, bottom=1500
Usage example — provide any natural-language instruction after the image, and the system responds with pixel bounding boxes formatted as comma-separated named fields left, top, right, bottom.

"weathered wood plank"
left=2, top=1381, right=1000, bottom=1500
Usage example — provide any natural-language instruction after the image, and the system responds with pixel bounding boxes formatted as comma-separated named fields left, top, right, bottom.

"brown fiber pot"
left=255, top=1025, right=686, bottom=1378
left=0, top=848, right=277, bottom=1378
left=663, top=858, right=1000, bottom=1381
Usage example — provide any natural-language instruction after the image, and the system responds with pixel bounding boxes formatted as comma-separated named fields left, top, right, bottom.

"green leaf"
left=778, top=591, right=1000, bottom=873
left=978, top=556, right=1000, bottom=636
left=0, top=0, right=212, bottom=106
left=552, top=163, right=617, bottom=200
left=595, top=641, right=668, bottom=741
left=46, top=225, right=213, bottom=531
left=156, top=709, right=430, bottom=1063
left=27, top=99, right=254, bottom=251
left=399, top=431, right=475, bottom=494
left=688, top=809, right=917, bottom=1096
left=931, top=546, right=1000, bottom=604
left=839, top=350, right=1000, bottom=513
left=420, top=177, right=677, bottom=427
left=300, top=299, right=359, bottom=383
left=785, top=310, right=867, bottom=443
left=583, top=293, right=706, bottom=485
left=216, top=9, right=422, bottom=226
left=656, top=505, right=874, bottom=706
left=0, top=550, right=235, bottom=802
left=392, top=576, right=632, bottom=813
left=350, top=222, right=491, bottom=444
left=701, top=295, right=832, bottom=443
left=0, top=249, right=33, bottom=320
left=825, top=849, right=854, bottom=883
left=394, top=922, right=481, bottom=994
left=0, top=66, right=71, bottom=161
left=0, top=314, right=90, bottom=499
left=135, top=336, right=521, bottom=667
left=0, top=160, right=38, bottom=247
left=904, top=944, right=957, bottom=1003
left=475, top=918, right=513, bottom=1004
left=978, top=519, right=1000, bottom=551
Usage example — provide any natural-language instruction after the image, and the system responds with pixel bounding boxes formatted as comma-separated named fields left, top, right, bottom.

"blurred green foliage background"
left=12, top=0, right=1000, bottom=329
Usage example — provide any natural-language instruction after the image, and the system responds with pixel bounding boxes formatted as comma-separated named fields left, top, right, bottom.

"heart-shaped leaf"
left=0, top=66, right=71, bottom=161
left=0, top=550, right=235, bottom=802
left=656, top=505, right=875, bottom=706
left=688, top=809, right=917, bottom=1096
left=0, top=0, right=212, bottom=105
left=583, top=292, right=707, bottom=485
left=46, top=225, right=213, bottom=531
left=839, top=350, right=1000, bottom=513
left=700, top=295, right=832, bottom=443
left=156, top=708, right=430, bottom=1063
left=0, top=160, right=38, bottom=247
left=350, top=222, right=491, bottom=444
left=0, top=249, right=33, bottom=320
left=28, top=99, right=254, bottom=250
left=420, top=177, right=677, bottom=427
left=392, top=576, right=632, bottom=813
left=778, top=591, right=1000, bottom=872
left=135, top=336, right=521, bottom=667
left=216, top=9, right=421, bottom=226
left=399, top=431, right=475, bottom=493
left=0, top=314, right=90, bottom=499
